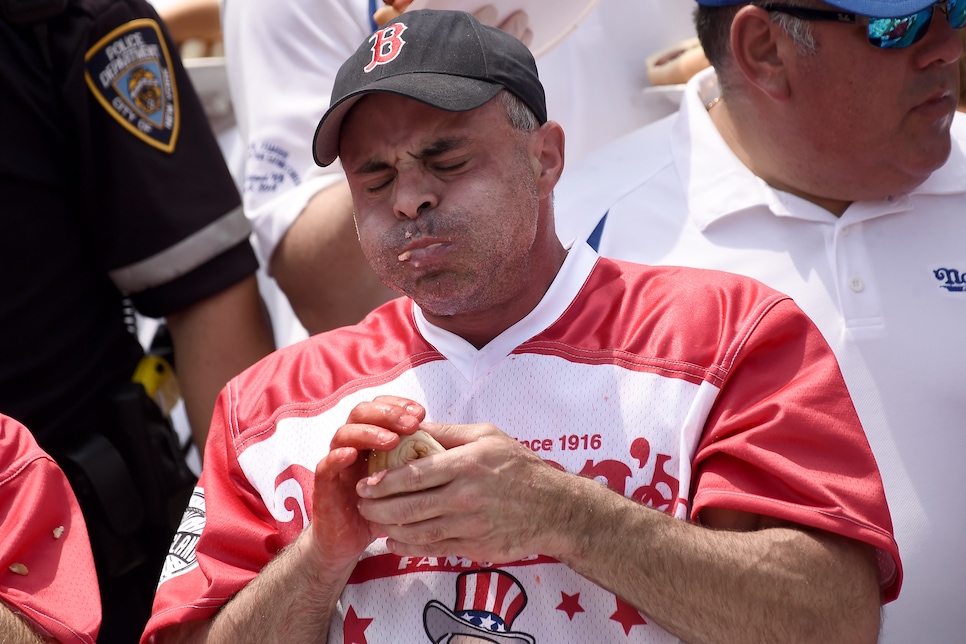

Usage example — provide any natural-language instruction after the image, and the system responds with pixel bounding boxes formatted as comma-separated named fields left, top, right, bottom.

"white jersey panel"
left=239, top=353, right=717, bottom=528
left=237, top=350, right=715, bottom=642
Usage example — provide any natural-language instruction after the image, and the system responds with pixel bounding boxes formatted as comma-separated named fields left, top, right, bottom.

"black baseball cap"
left=312, top=9, right=547, bottom=167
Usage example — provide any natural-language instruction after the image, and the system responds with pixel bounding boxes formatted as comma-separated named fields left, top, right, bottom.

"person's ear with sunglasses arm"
left=699, top=0, right=964, bottom=216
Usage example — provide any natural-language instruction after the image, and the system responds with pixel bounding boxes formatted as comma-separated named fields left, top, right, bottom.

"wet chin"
left=408, top=276, right=483, bottom=318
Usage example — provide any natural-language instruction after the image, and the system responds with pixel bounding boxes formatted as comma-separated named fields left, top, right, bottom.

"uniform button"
left=849, top=276, right=865, bottom=292
left=840, top=226, right=850, bottom=237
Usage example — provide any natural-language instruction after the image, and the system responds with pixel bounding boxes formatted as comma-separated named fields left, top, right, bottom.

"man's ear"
left=730, top=5, right=792, bottom=101
left=531, top=120, right=565, bottom=199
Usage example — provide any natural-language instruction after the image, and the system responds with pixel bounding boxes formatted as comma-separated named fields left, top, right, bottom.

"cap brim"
left=313, top=72, right=503, bottom=167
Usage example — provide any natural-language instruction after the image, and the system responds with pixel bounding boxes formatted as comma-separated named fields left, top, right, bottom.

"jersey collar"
left=413, top=240, right=595, bottom=382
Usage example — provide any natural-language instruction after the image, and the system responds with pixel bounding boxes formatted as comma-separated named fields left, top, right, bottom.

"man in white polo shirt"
left=554, top=1, right=966, bottom=641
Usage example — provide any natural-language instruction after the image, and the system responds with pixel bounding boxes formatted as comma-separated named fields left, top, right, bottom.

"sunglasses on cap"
left=756, top=1, right=966, bottom=49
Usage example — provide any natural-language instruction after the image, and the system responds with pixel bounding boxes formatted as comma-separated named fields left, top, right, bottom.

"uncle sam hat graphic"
left=424, top=569, right=535, bottom=644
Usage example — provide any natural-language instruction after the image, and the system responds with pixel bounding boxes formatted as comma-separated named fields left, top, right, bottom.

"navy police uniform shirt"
left=0, top=0, right=258, bottom=447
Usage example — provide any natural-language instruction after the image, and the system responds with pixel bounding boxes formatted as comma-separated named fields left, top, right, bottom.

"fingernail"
left=400, top=414, right=418, bottom=426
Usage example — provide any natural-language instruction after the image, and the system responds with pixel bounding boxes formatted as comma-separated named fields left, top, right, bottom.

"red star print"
left=610, top=597, right=647, bottom=635
left=343, top=605, right=373, bottom=644
left=556, top=592, right=585, bottom=620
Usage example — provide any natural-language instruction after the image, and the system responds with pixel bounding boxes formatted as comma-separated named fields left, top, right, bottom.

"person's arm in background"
left=221, top=0, right=396, bottom=337
left=166, top=274, right=274, bottom=455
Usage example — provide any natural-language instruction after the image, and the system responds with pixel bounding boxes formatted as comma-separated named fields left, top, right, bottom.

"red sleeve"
left=690, top=298, right=902, bottom=602
left=142, top=382, right=287, bottom=643
left=0, top=416, right=101, bottom=643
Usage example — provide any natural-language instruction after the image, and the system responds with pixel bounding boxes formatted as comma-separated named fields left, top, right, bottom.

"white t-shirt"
left=554, top=66, right=966, bottom=643
left=220, top=0, right=696, bottom=345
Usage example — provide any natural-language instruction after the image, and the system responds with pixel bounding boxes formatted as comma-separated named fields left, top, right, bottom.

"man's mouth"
left=398, top=242, right=450, bottom=266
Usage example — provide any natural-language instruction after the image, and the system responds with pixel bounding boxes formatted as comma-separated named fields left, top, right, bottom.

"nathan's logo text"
left=934, top=268, right=966, bottom=292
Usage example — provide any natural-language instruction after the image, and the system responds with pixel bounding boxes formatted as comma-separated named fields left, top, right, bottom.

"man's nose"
left=916, top=6, right=964, bottom=68
left=393, top=168, right=439, bottom=220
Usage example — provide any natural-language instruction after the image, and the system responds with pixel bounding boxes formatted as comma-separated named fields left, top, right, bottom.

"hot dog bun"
left=368, top=429, right=445, bottom=474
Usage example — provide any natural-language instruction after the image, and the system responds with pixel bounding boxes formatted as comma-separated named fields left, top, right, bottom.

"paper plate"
left=405, top=0, right=601, bottom=58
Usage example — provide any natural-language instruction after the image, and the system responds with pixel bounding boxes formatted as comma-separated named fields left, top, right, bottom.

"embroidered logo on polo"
left=84, top=19, right=180, bottom=152
left=365, top=22, right=407, bottom=72
left=933, top=267, right=966, bottom=292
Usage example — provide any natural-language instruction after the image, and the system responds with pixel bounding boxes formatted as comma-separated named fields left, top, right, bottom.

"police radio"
left=0, top=0, right=66, bottom=23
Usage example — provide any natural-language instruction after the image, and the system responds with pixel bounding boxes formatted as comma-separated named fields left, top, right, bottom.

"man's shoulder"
left=588, top=256, right=792, bottom=324
left=604, top=256, right=783, bottom=295
left=227, top=298, right=427, bottom=428
left=548, top=256, right=803, bottom=380
left=0, top=415, right=47, bottom=481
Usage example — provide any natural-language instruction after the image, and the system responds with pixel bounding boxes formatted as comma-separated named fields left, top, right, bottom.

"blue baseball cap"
left=695, top=1, right=938, bottom=18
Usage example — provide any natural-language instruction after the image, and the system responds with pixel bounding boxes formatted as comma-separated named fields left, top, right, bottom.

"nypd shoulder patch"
left=84, top=19, right=180, bottom=153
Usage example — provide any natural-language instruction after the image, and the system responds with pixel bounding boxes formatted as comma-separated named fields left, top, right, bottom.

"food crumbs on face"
left=53, top=526, right=65, bottom=539
left=8, top=563, right=28, bottom=575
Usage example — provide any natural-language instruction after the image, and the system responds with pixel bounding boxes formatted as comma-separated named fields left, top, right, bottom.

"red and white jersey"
left=145, top=244, right=900, bottom=643
left=0, top=415, right=100, bottom=643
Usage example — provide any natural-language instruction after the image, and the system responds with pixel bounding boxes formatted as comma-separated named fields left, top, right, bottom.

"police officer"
left=0, top=0, right=275, bottom=640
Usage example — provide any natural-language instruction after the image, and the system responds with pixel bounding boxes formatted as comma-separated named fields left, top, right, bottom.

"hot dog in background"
left=645, top=37, right=711, bottom=87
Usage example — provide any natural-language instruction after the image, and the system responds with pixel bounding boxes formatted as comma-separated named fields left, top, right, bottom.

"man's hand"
left=155, top=396, right=431, bottom=644
left=355, top=419, right=565, bottom=564
left=309, top=396, right=428, bottom=573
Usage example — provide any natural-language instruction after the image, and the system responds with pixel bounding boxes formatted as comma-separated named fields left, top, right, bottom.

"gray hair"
left=695, top=1, right=817, bottom=77
left=770, top=2, right=818, bottom=55
left=498, top=89, right=538, bottom=132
